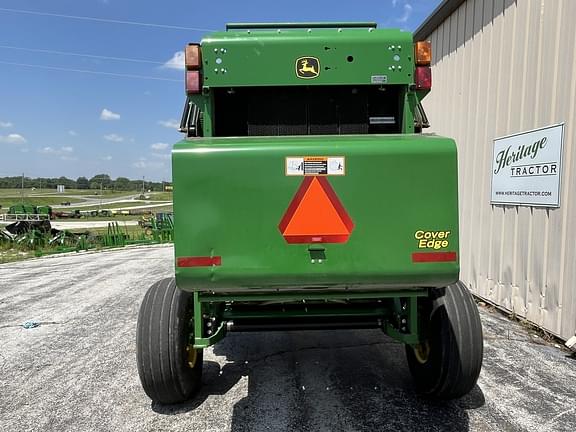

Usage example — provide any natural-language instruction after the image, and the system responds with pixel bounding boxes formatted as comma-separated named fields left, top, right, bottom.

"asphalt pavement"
left=0, top=245, right=574, bottom=432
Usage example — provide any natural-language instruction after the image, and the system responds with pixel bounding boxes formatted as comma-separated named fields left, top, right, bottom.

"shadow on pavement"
left=153, top=330, right=485, bottom=431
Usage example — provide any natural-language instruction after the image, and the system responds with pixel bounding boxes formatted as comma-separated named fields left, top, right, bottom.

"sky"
left=0, top=0, right=441, bottom=182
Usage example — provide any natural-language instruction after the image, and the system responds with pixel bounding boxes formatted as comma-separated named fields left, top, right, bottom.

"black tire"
left=136, top=277, right=203, bottom=404
left=406, top=281, right=483, bottom=399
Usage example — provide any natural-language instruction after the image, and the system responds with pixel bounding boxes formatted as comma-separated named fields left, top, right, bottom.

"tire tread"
left=406, top=281, right=483, bottom=399
left=136, top=278, right=202, bottom=404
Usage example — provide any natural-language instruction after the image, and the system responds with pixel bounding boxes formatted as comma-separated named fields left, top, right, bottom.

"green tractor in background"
left=136, top=22, right=483, bottom=404
left=8, top=204, right=52, bottom=219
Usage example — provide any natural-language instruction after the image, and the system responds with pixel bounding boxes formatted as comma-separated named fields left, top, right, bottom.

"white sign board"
left=491, top=123, right=564, bottom=207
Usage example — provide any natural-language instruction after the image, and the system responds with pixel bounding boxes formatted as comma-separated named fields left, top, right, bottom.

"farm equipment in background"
left=3, top=204, right=53, bottom=221
left=136, top=22, right=483, bottom=405
left=0, top=215, right=174, bottom=260
left=0, top=219, right=88, bottom=253
left=102, top=221, right=129, bottom=247
left=137, top=214, right=154, bottom=232
left=112, top=208, right=155, bottom=217
left=152, top=212, right=174, bottom=242
left=52, top=209, right=81, bottom=219
left=138, top=212, right=174, bottom=242
left=3, top=220, right=55, bottom=249
left=77, top=209, right=112, bottom=218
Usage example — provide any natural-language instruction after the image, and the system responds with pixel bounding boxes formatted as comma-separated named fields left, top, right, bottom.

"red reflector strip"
left=412, top=252, right=457, bottom=263
left=177, top=256, right=221, bottom=267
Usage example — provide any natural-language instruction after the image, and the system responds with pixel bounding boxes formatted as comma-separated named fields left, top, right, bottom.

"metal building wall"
left=421, top=0, right=576, bottom=340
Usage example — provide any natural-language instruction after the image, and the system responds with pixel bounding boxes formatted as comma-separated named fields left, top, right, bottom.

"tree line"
left=0, top=174, right=169, bottom=192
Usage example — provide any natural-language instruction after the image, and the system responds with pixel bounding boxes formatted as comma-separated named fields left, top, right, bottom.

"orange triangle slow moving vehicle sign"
left=278, top=176, right=354, bottom=244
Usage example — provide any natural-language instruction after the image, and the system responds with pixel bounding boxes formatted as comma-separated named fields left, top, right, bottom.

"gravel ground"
left=50, top=194, right=141, bottom=209
left=49, top=220, right=139, bottom=229
left=0, top=245, right=574, bottom=432
left=0, top=221, right=139, bottom=229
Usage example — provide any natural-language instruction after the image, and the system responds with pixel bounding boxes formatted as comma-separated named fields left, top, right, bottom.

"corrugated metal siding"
left=422, top=0, right=576, bottom=340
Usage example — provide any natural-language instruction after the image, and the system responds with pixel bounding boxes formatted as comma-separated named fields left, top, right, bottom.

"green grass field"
left=0, top=196, right=84, bottom=208
left=0, top=188, right=172, bottom=212
left=144, top=205, right=173, bottom=213
left=0, top=246, right=35, bottom=264
left=146, top=192, right=173, bottom=201
left=82, top=225, right=145, bottom=235
left=0, top=188, right=136, bottom=198
left=67, top=202, right=173, bottom=212
left=50, top=215, right=141, bottom=221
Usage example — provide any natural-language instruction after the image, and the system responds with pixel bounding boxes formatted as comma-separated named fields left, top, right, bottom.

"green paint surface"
left=173, top=134, right=459, bottom=292
left=200, top=27, right=414, bottom=87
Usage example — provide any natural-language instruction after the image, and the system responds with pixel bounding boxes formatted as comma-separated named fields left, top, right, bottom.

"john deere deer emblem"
left=296, top=57, right=320, bottom=79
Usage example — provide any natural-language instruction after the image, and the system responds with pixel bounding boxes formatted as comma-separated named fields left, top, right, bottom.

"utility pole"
left=142, top=176, right=145, bottom=195
left=20, top=173, right=24, bottom=204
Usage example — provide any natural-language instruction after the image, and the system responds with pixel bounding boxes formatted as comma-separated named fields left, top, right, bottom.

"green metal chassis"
left=178, top=23, right=449, bottom=350
left=190, top=288, right=429, bottom=349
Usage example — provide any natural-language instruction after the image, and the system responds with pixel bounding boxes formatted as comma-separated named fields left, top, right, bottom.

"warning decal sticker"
left=286, top=156, right=345, bottom=176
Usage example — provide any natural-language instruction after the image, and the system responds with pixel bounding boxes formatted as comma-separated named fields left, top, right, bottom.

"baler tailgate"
left=173, top=134, right=458, bottom=292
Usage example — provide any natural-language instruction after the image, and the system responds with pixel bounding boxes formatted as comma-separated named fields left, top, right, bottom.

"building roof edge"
left=414, top=0, right=466, bottom=41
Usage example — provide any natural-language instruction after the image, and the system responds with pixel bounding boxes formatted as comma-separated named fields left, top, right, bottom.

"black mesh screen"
left=213, top=85, right=401, bottom=137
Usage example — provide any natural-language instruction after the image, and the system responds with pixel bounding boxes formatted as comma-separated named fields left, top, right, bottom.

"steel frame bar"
left=197, top=289, right=427, bottom=303
left=192, top=289, right=427, bottom=348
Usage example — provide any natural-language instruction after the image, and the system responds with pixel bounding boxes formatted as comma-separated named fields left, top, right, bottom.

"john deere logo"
left=296, top=57, right=320, bottom=79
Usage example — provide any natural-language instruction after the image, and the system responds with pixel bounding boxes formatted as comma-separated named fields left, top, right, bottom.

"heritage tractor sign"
left=491, top=123, right=564, bottom=207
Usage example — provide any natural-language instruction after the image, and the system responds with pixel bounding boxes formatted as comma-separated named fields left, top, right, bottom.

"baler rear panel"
left=173, top=134, right=458, bottom=292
